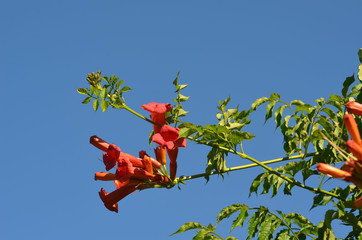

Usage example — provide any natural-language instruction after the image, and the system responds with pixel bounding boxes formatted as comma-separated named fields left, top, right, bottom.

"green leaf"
left=217, top=204, right=248, bottom=223
left=170, top=222, right=204, bottom=236
left=100, top=88, right=107, bottom=99
left=265, top=100, right=278, bottom=123
left=226, top=237, right=238, bottom=240
left=270, top=92, right=280, bottom=100
left=93, top=99, right=99, bottom=111
left=258, top=217, right=273, bottom=240
left=178, top=94, right=190, bottom=102
left=81, top=96, right=92, bottom=104
left=275, top=229, right=290, bottom=240
left=77, top=88, right=88, bottom=95
left=93, top=88, right=100, bottom=98
left=349, top=82, right=362, bottom=97
left=231, top=207, right=249, bottom=231
left=179, top=125, right=197, bottom=138
left=290, top=100, right=304, bottom=106
left=176, top=84, right=188, bottom=91
left=342, top=75, right=355, bottom=98
left=115, top=80, right=125, bottom=90
left=121, top=86, right=132, bottom=92
left=251, top=97, right=269, bottom=111
left=101, top=100, right=109, bottom=112
left=358, top=64, right=362, bottom=82
left=249, top=172, right=266, bottom=196
left=173, top=71, right=180, bottom=86
left=177, top=108, right=188, bottom=117
left=274, top=105, right=287, bottom=129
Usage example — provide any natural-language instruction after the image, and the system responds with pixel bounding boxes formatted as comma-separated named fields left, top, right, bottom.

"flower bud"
left=344, top=114, right=362, bottom=144
left=346, top=101, right=362, bottom=116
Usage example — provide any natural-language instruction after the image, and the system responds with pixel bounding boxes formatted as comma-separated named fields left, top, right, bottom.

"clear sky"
left=1, top=1, right=362, bottom=239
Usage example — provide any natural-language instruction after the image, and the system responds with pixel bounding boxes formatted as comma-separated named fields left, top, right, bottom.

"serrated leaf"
left=249, top=172, right=266, bottom=196
left=258, top=217, right=273, bottom=240
left=101, top=100, right=109, bottom=112
left=93, top=99, right=99, bottom=111
left=170, top=222, right=204, bottom=236
left=77, top=88, right=88, bottom=95
left=217, top=204, right=249, bottom=224
left=251, top=97, right=269, bottom=111
left=81, top=96, right=92, bottom=104
left=231, top=208, right=249, bottom=231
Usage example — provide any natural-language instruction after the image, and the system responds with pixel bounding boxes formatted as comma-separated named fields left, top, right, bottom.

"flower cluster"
left=317, top=101, right=362, bottom=208
left=91, top=102, right=186, bottom=213
left=141, top=102, right=187, bottom=180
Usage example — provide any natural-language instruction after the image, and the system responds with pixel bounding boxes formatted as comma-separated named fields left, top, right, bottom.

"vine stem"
left=178, top=153, right=316, bottom=181
left=186, top=137, right=341, bottom=199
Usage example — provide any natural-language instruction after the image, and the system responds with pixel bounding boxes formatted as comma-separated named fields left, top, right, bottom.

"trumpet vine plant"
left=77, top=49, right=362, bottom=239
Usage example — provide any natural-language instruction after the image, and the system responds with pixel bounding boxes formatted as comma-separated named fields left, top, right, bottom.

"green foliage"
left=172, top=204, right=319, bottom=240
left=166, top=71, right=190, bottom=127
left=77, top=71, right=132, bottom=112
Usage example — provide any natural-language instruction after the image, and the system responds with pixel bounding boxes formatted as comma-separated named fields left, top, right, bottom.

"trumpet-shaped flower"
left=141, top=102, right=173, bottom=133
left=346, top=101, right=362, bottom=116
left=90, top=135, right=109, bottom=152
left=99, top=184, right=138, bottom=213
left=95, top=172, right=116, bottom=181
left=152, top=125, right=187, bottom=180
left=152, top=125, right=187, bottom=150
left=344, top=114, right=362, bottom=144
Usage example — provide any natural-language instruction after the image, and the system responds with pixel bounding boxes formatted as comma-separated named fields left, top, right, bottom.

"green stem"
left=179, top=153, right=316, bottom=181
left=268, top=211, right=296, bottom=236
left=210, top=232, right=225, bottom=240
left=186, top=137, right=341, bottom=199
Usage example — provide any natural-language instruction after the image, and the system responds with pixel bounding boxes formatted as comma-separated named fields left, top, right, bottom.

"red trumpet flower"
left=99, top=184, right=138, bottom=213
left=152, top=125, right=187, bottom=180
left=141, top=102, right=173, bottom=133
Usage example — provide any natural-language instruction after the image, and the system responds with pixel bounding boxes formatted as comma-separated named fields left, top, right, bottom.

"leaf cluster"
left=171, top=204, right=322, bottom=240
left=77, top=70, right=132, bottom=112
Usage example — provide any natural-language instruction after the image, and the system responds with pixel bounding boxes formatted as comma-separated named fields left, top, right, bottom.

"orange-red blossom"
left=90, top=135, right=169, bottom=213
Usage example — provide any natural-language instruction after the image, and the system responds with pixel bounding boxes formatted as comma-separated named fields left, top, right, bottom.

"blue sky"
left=1, top=1, right=362, bottom=239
